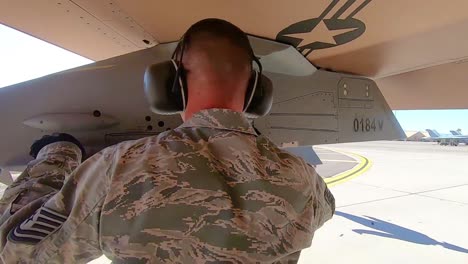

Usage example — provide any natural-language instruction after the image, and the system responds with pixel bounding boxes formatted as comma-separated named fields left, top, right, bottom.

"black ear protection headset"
left=144, top=26, right=273, bottom=117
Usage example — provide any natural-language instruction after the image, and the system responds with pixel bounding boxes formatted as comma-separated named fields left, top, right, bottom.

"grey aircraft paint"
left=0, top=36, right=404, bottom=181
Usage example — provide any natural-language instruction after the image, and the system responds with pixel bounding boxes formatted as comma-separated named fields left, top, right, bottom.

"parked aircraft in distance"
left=450, top=130, right=468, bottom=137
left=426, top=129, right=468, bottom=146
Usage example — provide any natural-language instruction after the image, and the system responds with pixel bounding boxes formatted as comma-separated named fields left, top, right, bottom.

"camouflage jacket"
left=0, top=109, right=334, bottom=263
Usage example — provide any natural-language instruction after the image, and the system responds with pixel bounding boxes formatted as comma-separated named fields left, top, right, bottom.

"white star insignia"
left=285, top=21, right=357, bottom=48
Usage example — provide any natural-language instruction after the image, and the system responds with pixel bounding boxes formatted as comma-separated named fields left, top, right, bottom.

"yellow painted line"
left=320, top=159, right=358, bottom=163
left=320, top=149, right=372, bottom=187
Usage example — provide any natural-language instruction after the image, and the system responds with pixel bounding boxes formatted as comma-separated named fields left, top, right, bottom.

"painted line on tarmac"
left=320, top=159, right=358, bottom=163
left=320, top=149, right=372, bottom=187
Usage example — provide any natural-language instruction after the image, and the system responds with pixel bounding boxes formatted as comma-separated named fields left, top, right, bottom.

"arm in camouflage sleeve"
left=305, top=161, right=335, bottom=229
left=0, top=141, right=116, bottom=263
left=0, top=142, right=82, bottom=231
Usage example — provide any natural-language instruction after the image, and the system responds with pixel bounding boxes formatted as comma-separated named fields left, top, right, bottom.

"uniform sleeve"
left=0, top=142, right=116, bottom=264
left=304, top=161, right=335, bottom=230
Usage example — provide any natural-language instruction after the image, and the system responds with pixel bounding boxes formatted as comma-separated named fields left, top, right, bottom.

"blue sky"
left=1, top=24, right=467, bottom=135
left=394, top=110, right=467, bottom=134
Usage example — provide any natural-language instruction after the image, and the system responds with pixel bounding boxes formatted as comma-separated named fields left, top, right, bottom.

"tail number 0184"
left=353, top=118, right=383, bottom=132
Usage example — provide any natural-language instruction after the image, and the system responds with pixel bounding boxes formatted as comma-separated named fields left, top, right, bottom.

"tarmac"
left=299, top=141, right=468, bottom=264
left=313, top=147, right=359, bottom=178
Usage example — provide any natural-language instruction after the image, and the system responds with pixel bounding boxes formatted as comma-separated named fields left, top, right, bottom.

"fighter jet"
left=449, top=130, right=468, bottom=145
left=450, top=130, right=468, bottom=137
left=2, top=0, right=468, bottom=180
left=426, top=129, right=468, bottom=146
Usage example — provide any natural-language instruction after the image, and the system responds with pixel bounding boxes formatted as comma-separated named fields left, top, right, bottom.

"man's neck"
left=182, top=82, right=247, bottom=121
left=183, top=101, right=243, bottom=121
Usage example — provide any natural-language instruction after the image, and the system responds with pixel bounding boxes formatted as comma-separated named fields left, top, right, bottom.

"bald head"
left=176, top=19, right=254, bottom=120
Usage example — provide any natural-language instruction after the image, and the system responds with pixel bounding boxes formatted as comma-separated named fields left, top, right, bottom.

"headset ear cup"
left=244, top=73, right=273, bottom=118
left=144, top=60, right=190, bottom=115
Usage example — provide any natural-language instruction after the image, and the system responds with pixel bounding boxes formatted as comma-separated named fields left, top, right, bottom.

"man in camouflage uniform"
left=0, top=19, right=334, bottom=263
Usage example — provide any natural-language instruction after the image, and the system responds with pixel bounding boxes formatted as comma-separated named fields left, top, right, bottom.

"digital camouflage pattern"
left=0, top=109, right=335, bottom=263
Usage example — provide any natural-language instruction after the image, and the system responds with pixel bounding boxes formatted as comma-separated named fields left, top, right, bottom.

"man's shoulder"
left=255, top=136, right=309, bottom=168
left=107, top=129, right=185, bottom=158
left=110, top=133, right=164, bottom=152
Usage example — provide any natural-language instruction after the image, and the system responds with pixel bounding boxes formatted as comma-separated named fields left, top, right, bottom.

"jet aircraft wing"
left=2, top=0, right=468, bottom=109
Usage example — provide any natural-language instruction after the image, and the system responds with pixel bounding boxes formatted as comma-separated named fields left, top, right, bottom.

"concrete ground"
left=299, top=141, right=468, bottom=264
left=313, top=147, right=358, bottom=178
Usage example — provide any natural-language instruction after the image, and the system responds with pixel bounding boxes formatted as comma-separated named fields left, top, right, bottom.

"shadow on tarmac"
left=336, top=211, right=468, bottom=254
